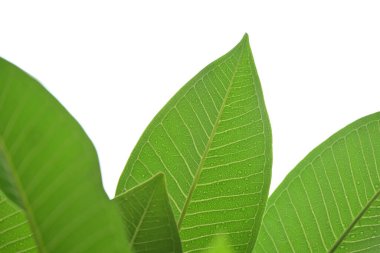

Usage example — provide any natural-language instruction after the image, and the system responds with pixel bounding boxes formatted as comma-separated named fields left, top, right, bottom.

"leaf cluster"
left=0, top=34, right=379, bottom=253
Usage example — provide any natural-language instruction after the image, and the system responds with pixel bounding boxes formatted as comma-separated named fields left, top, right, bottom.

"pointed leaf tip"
left=117, top=31, right=271, bottom=253
left=154, top=172, right=165, bottom=179
left=239, top=33, right=249, bottom=45
left=228, top=33, right=250, bottom=56
left=234, top=33, right=250, bottom=53
left=150, top=172, right=165, bottom=184
left=113, top=173, right=182, bottom=253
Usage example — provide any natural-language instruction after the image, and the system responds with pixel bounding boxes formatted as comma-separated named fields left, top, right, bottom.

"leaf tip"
left=151, top=172, right=166, bottom=186
left=239, top=33, right=249, bottom=45
left=153, top=172, right=165, bottom=180
left=234, top=33, right=250, bottom=53
left=242, top=33, right=249, bottom=41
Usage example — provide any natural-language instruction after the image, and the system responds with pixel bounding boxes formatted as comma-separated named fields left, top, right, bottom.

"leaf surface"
left=117, top=34, right=272, bottom=253
left=0, top=58, right=130, bottom=252
left=114, top=173, right=182, bottom=253
left=203, top=236, right=234, bottom=253
left=253, top=113, right=380, bottom=253
left=0, top=190, right=36, bottom=252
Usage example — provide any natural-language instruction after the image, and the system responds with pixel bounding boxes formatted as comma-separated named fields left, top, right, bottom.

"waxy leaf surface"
left=114, top=173, right=182, bottom=253
left=254, top=113, right=380, bottom=253
left=0, top=58, right=130, bottom=253
left=117, top=34, right=272, bottom=253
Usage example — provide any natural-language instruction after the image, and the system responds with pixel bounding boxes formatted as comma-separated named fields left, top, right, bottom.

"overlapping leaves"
left=114, top=173, right=182, bottom=253
left=116, top=34, right=272, bottom=253
left=0, top=58, right=130, bottom=253
left=1, top=34, right=380, bottom=253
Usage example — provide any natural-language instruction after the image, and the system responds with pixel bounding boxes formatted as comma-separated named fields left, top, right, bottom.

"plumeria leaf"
left=117, top=34, right=272, bottom=253
left=254, top=113, right=380, bottom=253
left=114, top=173, right=182, bottom=253
left=0, top=58, right=130, bottom=252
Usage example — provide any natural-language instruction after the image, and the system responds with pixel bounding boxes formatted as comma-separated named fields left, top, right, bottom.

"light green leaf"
left=116, top=34, right=272, bottom=253
left=0, top=58, right=130, bottom=252
left=114, top=173, right=182, bottom=253
left=0, top=190, right=36, bottom=252
left=203, top=236, right=234, bottom=253
left=253, top=112, right=380, bottom=253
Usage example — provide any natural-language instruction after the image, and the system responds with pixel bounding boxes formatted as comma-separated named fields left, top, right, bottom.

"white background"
left=1, top=1, right=380, bottom=197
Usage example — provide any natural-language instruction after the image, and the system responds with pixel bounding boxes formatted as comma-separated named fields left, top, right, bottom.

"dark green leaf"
left=0, top=58, right=130, bottom=252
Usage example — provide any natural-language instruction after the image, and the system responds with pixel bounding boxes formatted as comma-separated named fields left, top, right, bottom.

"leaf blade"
left=332, top=190, right=380, bottom=252
left=114, top=173, right=182, bottom=253
left=253, top=112, right=380, bottom=253
left=0, top=190, right=37, bottom=253
left=0, top=58, right=130, bottom=252
left=117, top=34, right=272, bottom=253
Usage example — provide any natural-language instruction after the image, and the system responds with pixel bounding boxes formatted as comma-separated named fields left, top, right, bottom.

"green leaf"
left=116, top=34, right=272, bottom=252
left=203, top=236, right=234, bottom=253
left=253, top=112, right=380, bottom=253
left=114, top=173, right=182, bottom=253
left=0, top=58, right=130, bottom=252
left=0, top=190, right=36, bottom=252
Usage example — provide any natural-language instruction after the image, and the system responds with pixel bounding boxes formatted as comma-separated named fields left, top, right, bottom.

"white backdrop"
left=1, top=0, right=380, bottom=197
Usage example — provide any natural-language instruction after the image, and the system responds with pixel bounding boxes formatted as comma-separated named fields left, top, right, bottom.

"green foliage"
left=0, top=191, right=36, bottom=252
left=0, top=58, right=130, bottom=253
left=113, top=173, right=182, bottom=253
left=1, top=34, right=379, bottom=253
left=253, top=113, right=380, bottom=253
left=116, top=34, right=272, bottom=253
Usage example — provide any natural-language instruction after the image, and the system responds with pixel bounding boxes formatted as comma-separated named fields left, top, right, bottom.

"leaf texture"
left=116, top=34, right=272, bottom=253
left=114, top=173, right=182, bottom=253
left=0, top=190, right=36, bottom=253
left=253, top=113, right=380, bottom=253
left=0, top=58, right=130, bottom=252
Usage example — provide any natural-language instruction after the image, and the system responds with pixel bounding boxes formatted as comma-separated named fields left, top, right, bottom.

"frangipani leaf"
left=114, top=173, right=182, bottom=253
left=117, top=34, right=272, bottom=252
left=0, top=58, right=130, bottom=252
left=254, top=113, right=380, bottom=253
left=0, top=190, right=36, bottom=252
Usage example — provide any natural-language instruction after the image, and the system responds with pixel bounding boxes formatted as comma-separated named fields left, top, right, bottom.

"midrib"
left=328, top=188, right=380, bottom=252
left=177, top=41, right=246, bottom=229
left=129, top=184, right=157, bottom=247
left=0, top=137, right=47, bottom=253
